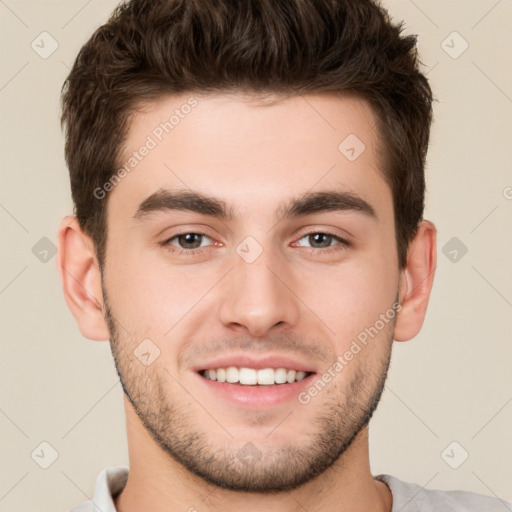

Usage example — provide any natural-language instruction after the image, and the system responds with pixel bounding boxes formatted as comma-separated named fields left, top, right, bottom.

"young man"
left=57, top=1, right=508, bottom=511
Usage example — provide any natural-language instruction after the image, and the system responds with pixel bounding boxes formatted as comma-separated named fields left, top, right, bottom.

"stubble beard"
left=102, top=283, right=394, bottom=493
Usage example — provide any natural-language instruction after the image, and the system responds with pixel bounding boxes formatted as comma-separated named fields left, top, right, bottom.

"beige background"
left=1, top=1, right=511, bottom=511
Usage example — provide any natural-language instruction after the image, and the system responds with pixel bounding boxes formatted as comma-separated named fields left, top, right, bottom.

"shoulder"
left=375, top=474, right=511, bottom=512
left=68, top=466, right=129, bottom=512
left=68, top=502, right=96, bottom=512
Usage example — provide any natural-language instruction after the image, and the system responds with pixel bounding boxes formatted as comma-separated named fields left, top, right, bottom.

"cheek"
left=294, top=253, right=398, bottom=343
left=106, top=225, right=399, bottom=346
left=105, top=246, right=220, bottom=334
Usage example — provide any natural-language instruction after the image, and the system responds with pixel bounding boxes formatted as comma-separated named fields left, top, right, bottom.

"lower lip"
left=195, top=372, right=316, bottom=408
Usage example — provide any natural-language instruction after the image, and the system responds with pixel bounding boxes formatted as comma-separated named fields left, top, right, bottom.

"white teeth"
left=201, top=366, right=311, bottom=385
left=295, top=371, right=307, bottom=381
left=257, top=368, right=275, bottom=385
left=274, top=368, right=288, bottom=384
left=226, top=366, right=239, bottom=383
left=239, top=368, right=257, bottom=385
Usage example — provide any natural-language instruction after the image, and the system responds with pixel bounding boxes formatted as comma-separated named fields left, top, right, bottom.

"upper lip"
left=193, top=354, right=317, bottom=373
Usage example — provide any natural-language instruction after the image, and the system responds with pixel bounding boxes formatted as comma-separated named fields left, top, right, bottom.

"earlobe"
left=394, top=220, right=437, bottom=342
left=56, top=215, right=110, bottom=341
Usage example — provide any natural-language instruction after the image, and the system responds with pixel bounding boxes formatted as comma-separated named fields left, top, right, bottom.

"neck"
left=115, top=397, right=392, bottom=512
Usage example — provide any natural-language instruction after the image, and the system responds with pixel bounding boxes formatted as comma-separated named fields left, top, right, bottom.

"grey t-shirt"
left=70, top=466, right=511, bottom=511
left=375, top=474, right=510, bottom=511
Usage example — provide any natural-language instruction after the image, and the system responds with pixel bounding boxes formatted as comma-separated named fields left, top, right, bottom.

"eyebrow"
left=133, top=188, right=377, bottom=222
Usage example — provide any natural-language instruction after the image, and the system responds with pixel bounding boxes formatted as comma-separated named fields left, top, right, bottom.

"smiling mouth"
left=198, top=367, right=314, bottom=386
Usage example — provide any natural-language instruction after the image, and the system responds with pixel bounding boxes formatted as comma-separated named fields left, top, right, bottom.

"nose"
left=218, top=243, right=300, bottom=338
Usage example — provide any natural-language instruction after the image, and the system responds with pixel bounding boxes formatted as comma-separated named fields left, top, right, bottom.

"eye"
left=159, top=230, right=350, bottom=257
left=161, top=232, right=215, bottom=255
left=294, top=231, right=350, bottom=252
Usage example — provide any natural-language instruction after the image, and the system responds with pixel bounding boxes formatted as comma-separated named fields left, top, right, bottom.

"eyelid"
left=296, top=228, right=351, bottom=242
left=295, top=224, right=353, bottom=242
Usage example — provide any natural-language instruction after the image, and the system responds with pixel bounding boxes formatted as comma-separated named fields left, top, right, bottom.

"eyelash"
left=160, top=231, right=350, bottom=257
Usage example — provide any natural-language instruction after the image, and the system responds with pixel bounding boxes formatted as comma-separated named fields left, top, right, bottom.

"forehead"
left=109, top=91, right=392, bottom=225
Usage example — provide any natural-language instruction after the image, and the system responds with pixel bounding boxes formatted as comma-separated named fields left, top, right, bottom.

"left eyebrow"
left=278, top=189, right=377, bottom=221
left=133, top=188, right=377, bottom=222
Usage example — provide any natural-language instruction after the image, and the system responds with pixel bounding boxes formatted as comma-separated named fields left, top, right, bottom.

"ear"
left=56, top=215, right=110, bottom=341
left=394, top=220, right=437, bottom=342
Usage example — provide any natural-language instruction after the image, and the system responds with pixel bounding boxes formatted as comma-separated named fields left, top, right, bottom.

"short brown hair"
left=60, top=0, right=434, bottom=270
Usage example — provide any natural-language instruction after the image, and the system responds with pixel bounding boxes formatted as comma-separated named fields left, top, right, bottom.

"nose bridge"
left=218, top=236, right=300, bottom=336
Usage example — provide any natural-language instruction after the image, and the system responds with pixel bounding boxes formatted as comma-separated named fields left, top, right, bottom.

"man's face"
left=101, top=92, right=401, bottom=492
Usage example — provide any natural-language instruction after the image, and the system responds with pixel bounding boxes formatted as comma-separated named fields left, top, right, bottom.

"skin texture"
left=57, top=92, right=437, bottom=512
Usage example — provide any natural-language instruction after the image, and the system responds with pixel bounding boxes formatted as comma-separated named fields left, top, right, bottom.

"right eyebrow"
left=133, top=189, right=235, bottom=221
